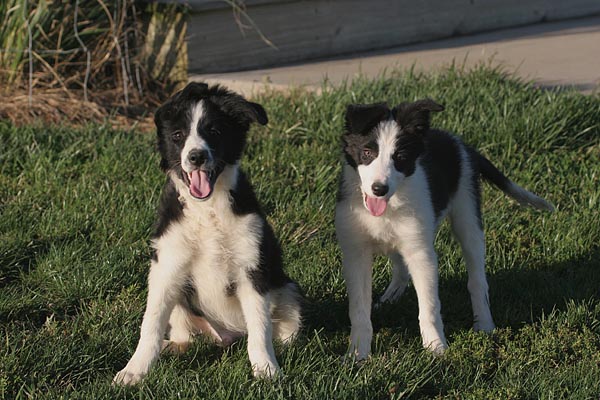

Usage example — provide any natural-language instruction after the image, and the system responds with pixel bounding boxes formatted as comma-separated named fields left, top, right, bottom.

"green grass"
left=1, top=66, right=599, bottom=399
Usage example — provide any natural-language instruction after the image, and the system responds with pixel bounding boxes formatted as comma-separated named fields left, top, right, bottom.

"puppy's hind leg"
left=162, top=304, right=193, bottom=354
left=449, top=191, right=495, bottom=333
left=376, top=252, right=410, bottom=308
left=272, top=282, right=302, bottom=344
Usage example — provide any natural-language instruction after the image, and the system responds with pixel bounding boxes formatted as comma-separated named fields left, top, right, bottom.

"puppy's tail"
left=475, top=152, right=554, bottom=212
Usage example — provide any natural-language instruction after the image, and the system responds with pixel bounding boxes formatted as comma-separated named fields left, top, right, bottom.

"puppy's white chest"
left=356, top=208, right=406, bottom=251
left=179, top=201, right=263, bottom=329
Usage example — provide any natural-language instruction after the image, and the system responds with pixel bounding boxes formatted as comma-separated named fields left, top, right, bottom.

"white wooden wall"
left=185, top=0, right=600, bottom=72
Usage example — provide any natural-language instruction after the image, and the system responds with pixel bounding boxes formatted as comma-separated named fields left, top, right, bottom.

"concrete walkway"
left=190, top=16, right=600, bottom=96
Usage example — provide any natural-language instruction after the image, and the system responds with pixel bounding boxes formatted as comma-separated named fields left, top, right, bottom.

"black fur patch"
left=342, top=134, right=379, bottom=168
left=466, top=146, right=484, bottom=228
left=345, top=103, right=390, bottom=135
left=153, top=179, right=184, bottom=239
left=419, top=129, right=462, bottom=218
left=248, top=222, right=291, bottom=295
left=392, top=99, right=444, bottom=136
left=390, top=99, right=444, bottom=178
left=391, top=128, right=424, bottom=178
left=229, top=171, right=262, bottom=216
left=342, top=103, right=389, bottom=168
left=475, top=150, right=511, bottom=193
left=225, top=281, right=237, bottom=297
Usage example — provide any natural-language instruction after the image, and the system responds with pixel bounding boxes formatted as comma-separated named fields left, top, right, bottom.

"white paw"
left=420, top=325, right=448, bottom=356
left=344, top=348, right=370, bottom=362
left=422, top=337, right=448, bottom=356
left=252, top=361, right=280, bottom=379
left=348, top=325, right=372, bottom=361
left=113, top=368, right=146, bottom=386
left=347, top=339, right=371, bottom=361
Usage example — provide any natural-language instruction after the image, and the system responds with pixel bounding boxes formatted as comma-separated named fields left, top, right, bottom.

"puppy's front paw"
left=113, top=368, right=145, bottom=386
left=422, top=338, right=448, bottom=356
left=347, top=327, right=372, bottom=361
left=252, top=361, right=280, bottom=379
left=342, top=350, right=370, bottom=365
left=344, top=346, right=370, bottom=363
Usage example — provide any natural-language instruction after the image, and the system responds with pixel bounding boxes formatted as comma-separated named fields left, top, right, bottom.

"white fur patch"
left=181, top=101, right=211, bottom=173
left=357, top=120, right=404, bottom=198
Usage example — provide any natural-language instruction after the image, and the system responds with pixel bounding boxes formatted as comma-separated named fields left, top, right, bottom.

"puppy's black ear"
left=246, top=101, right=268, bottom=125
left=393, top=98, right=444, bottom=134
left=181, top=82, right=209, bottom=100
left=414, top=98, right=444, bottom=112
left=210, top=89, right=268, bottom=126
left=344, top=103, right=390, bottom=135
left=153, top=100, right=173, bottom=128
left=225, top=98, right=268, bottom=126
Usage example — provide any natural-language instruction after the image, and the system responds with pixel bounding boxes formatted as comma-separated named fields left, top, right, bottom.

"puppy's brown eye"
left=360, top=148, right=376, bottom=163
left=172, top=131, right=183, bottom=142
left=210, top=128, right=220, bottom=135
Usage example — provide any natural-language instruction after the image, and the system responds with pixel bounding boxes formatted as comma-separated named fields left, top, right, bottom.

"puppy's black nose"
left=188, top=149, right=208, bottom=166
left=371, top=182, right=389, bottom=197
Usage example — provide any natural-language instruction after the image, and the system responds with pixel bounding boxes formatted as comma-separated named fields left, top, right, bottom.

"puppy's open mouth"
left=182, top=169, right=216, bottom=200
left=363, top=193, right=388, bottom=217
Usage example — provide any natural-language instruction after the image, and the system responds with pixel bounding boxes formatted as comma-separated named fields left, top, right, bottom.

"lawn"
left=1, top=67, right=599, bottom=399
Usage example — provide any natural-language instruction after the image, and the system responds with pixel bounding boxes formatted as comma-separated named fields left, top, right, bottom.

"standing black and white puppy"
left=335, top=99, right=553, bottom=359
left=114, top=82, right=301, bottom=385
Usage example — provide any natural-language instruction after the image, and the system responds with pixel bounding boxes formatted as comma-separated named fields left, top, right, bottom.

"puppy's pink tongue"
left=190, top=170, right=212, bottom=199
left=365, top=195, right=388, bottom=216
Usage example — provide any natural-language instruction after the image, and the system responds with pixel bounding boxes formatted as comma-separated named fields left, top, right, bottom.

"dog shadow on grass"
left=300, top=247, right=600, bottom=341
left=102, top=247, right=600, bottom=388
left=0, top=227, right=95, bottom=326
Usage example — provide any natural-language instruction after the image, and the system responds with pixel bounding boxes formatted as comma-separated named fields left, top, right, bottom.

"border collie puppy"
left=335, top=99, right=553, bottom=359
left=114, top=82, right=301, bottom=385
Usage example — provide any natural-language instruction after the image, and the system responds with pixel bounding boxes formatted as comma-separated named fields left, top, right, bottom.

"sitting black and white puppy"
left=335, top=99, right=553, bottom=359
left=114, top=82, right=301, bottom=385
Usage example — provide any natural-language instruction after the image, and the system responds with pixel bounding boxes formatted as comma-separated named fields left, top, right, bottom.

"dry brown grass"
left=0, top=1, right=184, bottom=129
left=0, top=88, right=154, bottom=131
